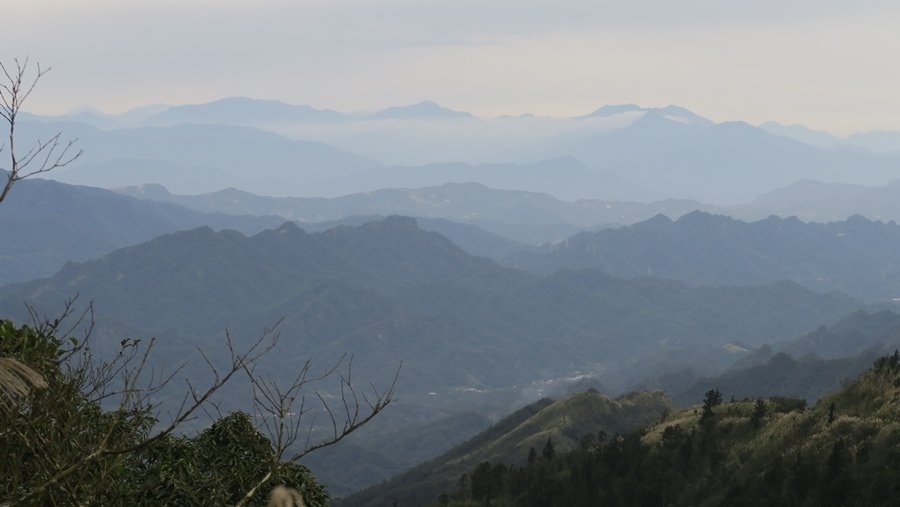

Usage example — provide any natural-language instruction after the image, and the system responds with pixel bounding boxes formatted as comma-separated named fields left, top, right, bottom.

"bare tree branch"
left=235, top=353, right=400, bottom=507
left=0, top=57, right=82, bottom=206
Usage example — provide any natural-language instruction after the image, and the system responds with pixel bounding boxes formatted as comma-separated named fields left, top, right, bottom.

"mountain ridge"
left=509, top=211, right=900, bottom=301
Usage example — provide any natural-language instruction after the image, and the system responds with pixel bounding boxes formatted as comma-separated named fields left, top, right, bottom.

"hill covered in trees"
left=437, top=353, right=900, bottom=506
left=339, top=390, right=671, bottom=507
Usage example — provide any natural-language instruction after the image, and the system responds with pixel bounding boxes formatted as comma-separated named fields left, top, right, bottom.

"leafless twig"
left=0, top=57, right=82, bottom=205
left=235, top=353, right=400, bottom=507
left=14, top=324, right=280, bottom=504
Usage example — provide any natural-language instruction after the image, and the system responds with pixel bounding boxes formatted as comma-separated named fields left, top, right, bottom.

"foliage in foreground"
left=440, top=353, right=900, bottom=507
left=0, top=319, right=326, bottom=506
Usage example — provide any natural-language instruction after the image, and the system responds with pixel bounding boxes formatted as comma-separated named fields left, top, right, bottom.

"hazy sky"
left=5, top=0, right=900, bottom=134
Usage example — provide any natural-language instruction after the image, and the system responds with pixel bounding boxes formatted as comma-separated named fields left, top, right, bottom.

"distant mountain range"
left=579, top=103, right=713, bottom=127
left=732, top=178, right=900, bottom=223
left=292, top=157, right=652, bottom=201
left=116, top=176, right=900, bottom=242
left=757, top=122, right=845, bottom=148
left=527, top=112, right=900, bottom=203
left=32, top=99, right=900, bottom=156
left=761, top=121, right=900, bottom=153
left=365, top=100, right=475, bottom=121
left=142, top=97, right=346, bottom=125
left=22, top=99, right=900, bottom=204
left=18, top=120, right=380, bottom=196
left=509, top=211, right=900, bottom=301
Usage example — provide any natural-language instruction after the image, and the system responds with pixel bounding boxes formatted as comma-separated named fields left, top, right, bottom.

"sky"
left=4, top=0, right=900, bottom=135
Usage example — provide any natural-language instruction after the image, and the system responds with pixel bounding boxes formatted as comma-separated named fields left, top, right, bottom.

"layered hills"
left=116, top=181, right=715, bottom=245
left=0, top=217, right=862, bottom=493
left=117, top=178, right=900, bottom=248
left=519, top=112, right=900, bottom=204
left=733, top=178, right=900, bottom=223
left=26, top=100, right=900, bottom=204
left=0, top=217, right=860, bottom=396
left=1, top=176, right=532, bottom=281
left=0, top=176, right=284, bottom=284
left=295, top=157, right=648, bottom=201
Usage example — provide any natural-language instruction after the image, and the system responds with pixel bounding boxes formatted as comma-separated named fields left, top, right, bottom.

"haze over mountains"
left=22, top=98, right=900, bottom=204
left=760, top=121, right=900, bottom=153
left=14, top=1, right=900, bottom=504
left=116, top=181, right=713, bottom=245
left=732, top=179, right=900, bottom=223
left=17, top=120, right=379, bottom=196
left=12, top=95, right=900, bottom=503
left=114, top=176, right=900, bottom=239
left=111, top=180, right=900, bottom=303
left=18, top=174, right=900, bottom=305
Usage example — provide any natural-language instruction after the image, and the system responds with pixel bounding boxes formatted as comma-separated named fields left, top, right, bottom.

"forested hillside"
left=339, top=390, right=671, bottom=507
left=437, top=354, right=900, bottom=506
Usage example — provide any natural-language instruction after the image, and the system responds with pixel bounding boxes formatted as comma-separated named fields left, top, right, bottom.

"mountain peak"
left=614, top=109, right=694, bottom=133
left=581, top=104, right=712, bottom=126
left=642, top=213, right=676, bottom=226
left=368, top=101, right=474, bottom=120
left=116, top=183, right=173, bottom=199
left=585, top=104, right=644, bottom=117
left=674, top=210, right=734, bottom=227
left=143, top=96, right=345, bottom=125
